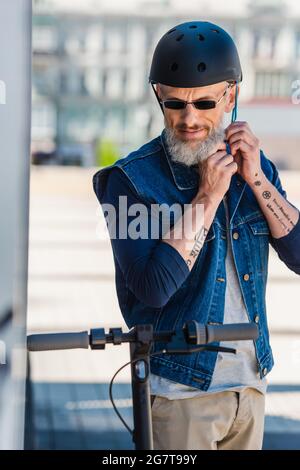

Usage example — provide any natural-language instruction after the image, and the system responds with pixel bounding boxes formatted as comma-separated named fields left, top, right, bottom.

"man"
left=93, top=21, right=300, bottom=450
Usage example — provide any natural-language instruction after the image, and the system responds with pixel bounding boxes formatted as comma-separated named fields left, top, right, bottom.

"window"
left=255, top=71, right=290, bottom=98
left=253, top=30, right=277, bottom=60
left=105, top=70, right=122, bottom=98
left=33, top=26, right=58, bottom=53
left=104, top=28, right=123, bottom=53
left=296, top=31, right=300, bottom=59
left=32, top=101, right=56, bottom=139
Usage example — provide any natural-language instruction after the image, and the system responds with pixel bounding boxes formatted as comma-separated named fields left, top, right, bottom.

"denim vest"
left=93, top=128, right=279, bottom=391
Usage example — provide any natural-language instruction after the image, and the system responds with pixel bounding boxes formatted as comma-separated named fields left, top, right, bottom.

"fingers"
left=215, top=154, right=238, bottom=174
left=208, top=149, right=228, bottom=163
left=209, top=152, right=235, bottom=168
left=230, top=139, right=253, bottom=156
left=227, top=130, right=253, bottom=146
left=225, top=122, right=260, bottom=157
left=218, top=141, right=227, bottom=150
left=225, top=121, right=250, bottom=140
left=226, top=160, right=238, bottom=174
left=206, top=141, right=227, bottom=159
left=216, top=153, right=234, bottom=166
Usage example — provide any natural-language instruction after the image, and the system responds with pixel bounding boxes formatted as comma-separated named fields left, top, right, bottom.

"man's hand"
left=225, top=121, right=300, bottom=240
left=225, top=121, right=262, bottom=185
left=197, top=141, right=238, bottom=204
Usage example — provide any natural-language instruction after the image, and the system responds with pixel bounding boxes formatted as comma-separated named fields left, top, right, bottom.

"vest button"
left=263, top=367, right=268, bottom=376
left=254, top=315, right=260, bottom=323
left=233, top=232, right=239, bottom=240
left=243, top=273, right=250, bottom=281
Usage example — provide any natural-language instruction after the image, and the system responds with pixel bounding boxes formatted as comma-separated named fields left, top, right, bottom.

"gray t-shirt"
left=150, top=195, right=267, bottom=398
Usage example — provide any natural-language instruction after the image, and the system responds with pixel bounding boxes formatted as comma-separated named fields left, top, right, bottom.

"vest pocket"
left=247, top=218, right=270, bottom=274
left=248, top=218, right=270, bottom=236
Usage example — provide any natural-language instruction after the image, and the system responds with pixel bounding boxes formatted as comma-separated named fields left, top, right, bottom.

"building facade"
left=32, top=0, right=300, bottom=168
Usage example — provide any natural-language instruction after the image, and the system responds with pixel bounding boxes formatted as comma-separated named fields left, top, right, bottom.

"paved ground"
left=26, top=166, right=300, bottom=450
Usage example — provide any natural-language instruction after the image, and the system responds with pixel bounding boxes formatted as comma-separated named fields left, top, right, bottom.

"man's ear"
left=225, top=84, right=240, bottom=114
left=156, top=83, right=162, bottom=99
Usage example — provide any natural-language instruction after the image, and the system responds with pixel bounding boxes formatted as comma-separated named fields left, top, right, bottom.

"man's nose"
left=180, top=103, right=201, bottom=123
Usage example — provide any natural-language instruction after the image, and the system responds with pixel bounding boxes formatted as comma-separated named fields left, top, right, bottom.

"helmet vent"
left=197, top=62, right=206, bottom=72
left=211, top=29, right=220, bottom=33
left=198, top=34, right=205, bottom=41
left=167, top=28, right=176, bottom=34
left=176, top=34, right=184, bottom=41
left=170, top=62, right=178, bottom=72
left=189, top=25, right=197, bottom=29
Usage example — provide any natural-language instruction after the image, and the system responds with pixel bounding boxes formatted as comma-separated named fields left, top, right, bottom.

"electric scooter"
left=27, top=320, right=258, bottom=450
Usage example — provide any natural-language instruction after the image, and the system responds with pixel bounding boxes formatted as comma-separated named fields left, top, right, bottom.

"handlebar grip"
left=206, top=323, right=258, bottom=344
left=27, top=331, right=89, bottom=351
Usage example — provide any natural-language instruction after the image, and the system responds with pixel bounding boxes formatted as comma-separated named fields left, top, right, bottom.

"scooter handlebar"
left=27, top=331, right=89, bottom=351
left=27, top=323, right=259, bottom=352
left=205, top=323, right=258, bottom=344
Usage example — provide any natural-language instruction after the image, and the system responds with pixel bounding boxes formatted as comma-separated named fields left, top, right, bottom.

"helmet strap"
left=231, top=82, right=238, bottom=123
left=150, top=82, right=165, bottom=116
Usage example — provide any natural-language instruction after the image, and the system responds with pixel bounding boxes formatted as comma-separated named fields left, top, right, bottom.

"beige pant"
left=151, top=388, right=265, bottom=450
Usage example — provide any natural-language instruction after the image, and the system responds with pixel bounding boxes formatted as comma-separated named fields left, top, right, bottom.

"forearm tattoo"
left=254, top=173, right=262, bottom=186
left=262, top=190, right=271, bottom=199
left=186, top=226, right=208, bottom=267
left=258, top=188, right=296, bottom=233
left=253, top=175, right=297, bottom=234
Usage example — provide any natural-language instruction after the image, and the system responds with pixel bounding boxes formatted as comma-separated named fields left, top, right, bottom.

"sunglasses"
left=159, top=83, right=234, bottom=110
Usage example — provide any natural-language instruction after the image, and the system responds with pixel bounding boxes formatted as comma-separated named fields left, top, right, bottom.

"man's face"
left=156, top=81, right=238, bottom=166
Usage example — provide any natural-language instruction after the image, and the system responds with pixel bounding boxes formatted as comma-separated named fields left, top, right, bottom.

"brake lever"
left=158, top=345, right=236, bottom=356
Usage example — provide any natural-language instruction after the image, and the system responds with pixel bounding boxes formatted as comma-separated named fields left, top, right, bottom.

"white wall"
left=0, top=0, right=32, bottom=449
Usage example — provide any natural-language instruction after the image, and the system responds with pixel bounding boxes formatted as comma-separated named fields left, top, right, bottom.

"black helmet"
left=149, top=21, right=242, bottom=121
left=149, top=21, right=242, bottom=87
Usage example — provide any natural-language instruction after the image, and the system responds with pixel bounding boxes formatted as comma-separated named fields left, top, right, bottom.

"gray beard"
left=164, top=121, right=226, bottom=167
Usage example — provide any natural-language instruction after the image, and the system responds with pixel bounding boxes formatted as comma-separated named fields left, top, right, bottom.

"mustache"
left=175, top=125, right=210, bottom=132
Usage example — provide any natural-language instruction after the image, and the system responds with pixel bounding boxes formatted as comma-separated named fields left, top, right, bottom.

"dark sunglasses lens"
left=163, top=100, right=186, bottom=110
left=194, top=100, right=216, bottom=110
